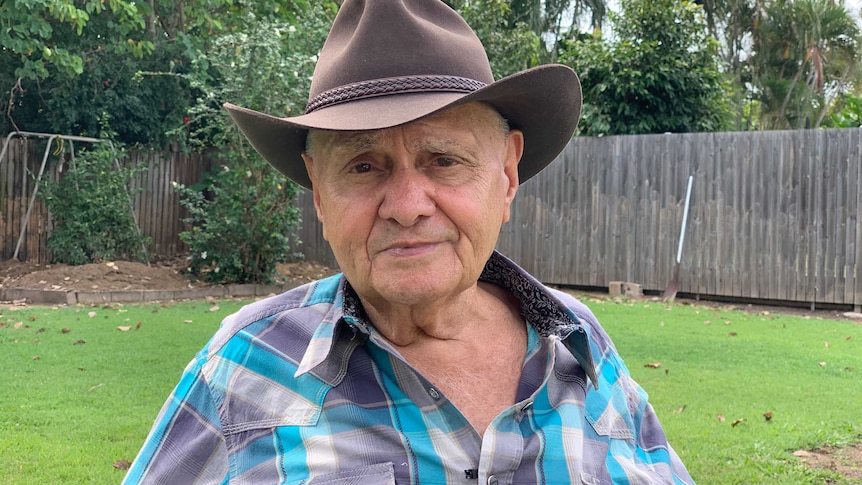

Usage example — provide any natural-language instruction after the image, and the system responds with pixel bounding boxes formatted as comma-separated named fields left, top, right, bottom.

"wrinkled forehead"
left=305, top=102, right=507, bottom=156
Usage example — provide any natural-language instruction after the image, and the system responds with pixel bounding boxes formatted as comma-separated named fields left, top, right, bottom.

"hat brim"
left=224, top=64, right=581, bottom=190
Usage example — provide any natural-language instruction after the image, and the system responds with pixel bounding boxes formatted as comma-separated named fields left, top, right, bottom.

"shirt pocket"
left=584, top=371, right=642, bottom=441
left=302, top=462, right=396, bottom=485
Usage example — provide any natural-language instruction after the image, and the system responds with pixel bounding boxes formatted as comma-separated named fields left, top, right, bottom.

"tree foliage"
left=561, top=0, right=732, bottom=136
left=749, top=0, right=860, bottom=129
left=174, top=5, right=335, bottom=284
left=695, top=0, right=861, bottom=130
left=454, top=0, right=543, bottom=78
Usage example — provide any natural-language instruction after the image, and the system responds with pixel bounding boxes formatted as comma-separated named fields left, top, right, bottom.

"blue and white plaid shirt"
left=124, top=252, right=693, bottom=484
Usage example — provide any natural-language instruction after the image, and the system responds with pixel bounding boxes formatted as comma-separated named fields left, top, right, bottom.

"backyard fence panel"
left=500, top=128, right=861, bottom=307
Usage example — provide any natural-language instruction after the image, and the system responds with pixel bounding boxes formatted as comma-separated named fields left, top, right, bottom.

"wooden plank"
left=848, top=129, right=861, bottom=307
left=825, top=130, right=846, bottom=303
left=783, top=129, right=798, bottom=301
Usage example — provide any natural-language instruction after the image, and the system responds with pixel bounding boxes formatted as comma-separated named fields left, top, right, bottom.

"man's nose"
left=377, top=167, right=436, bottom=226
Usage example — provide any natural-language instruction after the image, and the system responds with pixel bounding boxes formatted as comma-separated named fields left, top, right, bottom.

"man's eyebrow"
left=411, top=137, right=480, bottom=161
left=326, top=131, right=381, bottom=158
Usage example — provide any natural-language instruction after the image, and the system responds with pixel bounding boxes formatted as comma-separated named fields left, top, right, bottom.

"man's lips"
left=377, top=241, right=442, bottom=257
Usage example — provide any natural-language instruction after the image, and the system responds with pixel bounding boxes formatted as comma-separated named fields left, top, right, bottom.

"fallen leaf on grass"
left=731, top=418, right=746, bottom=427
left=644, top=362, right=662, bottom=368
left=675, top=405, right=686, bottom=414
left=824, top=341, right=830, bottom=348
left=763, top=411, right=773, bottom=421
left=819, top=362, right=827, bottom=367
left=728, top=332, right=738, bottom=337
left=13, top=322, right=23, bottom=329
left=135, top=321, right=142, bottom=330
left=183, top=319, right=193, bottom=324
left=117, top=326, right=132, bottom=332
left=209, top=305, right=220, bottom=312
left=61, top=328, right=71, bottom=333
left=717, top=414, right=726, bottom=423
left=846, top=336, right=852, bottom=341
left=88, top=311, right=97, bottom=318
left=28, top=316, right=37, bottom=321
left=88, top=383, right=104, bottom=392
left=36, top=327, right=45, bottom=333
left=32, top=356, right=40, bottom=361
left=73, top=340, right=86, bottom=345
left=113, top=459, right=132, bottom=470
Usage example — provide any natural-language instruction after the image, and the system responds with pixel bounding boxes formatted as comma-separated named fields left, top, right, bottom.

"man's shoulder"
left=206, top=273, right=345, bottom=358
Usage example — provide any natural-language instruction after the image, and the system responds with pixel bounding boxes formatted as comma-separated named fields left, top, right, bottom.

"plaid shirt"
left=124, top=252, right=693, bottom=484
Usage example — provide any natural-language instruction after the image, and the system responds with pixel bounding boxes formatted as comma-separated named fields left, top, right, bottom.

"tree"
left=0, top=0, right=310, bottom=142
left=749, top=0, right=861, bottom=129
left=447, top=0, right=608, bottom=65
left=0, top=0, right=154, bottom=134
left=693, top=0, right=758, bottom=129
left=561, top=0, right=732, bottom=136
left=455, top=0, right=543, bottom=78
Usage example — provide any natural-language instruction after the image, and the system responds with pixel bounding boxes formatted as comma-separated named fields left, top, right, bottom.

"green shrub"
left=38, top=144, right=150, bottom=265
left=175, top=161, right=301, bottom=284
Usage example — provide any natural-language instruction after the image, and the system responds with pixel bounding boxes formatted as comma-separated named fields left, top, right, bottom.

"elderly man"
left=124, top=0, right=694, bottom=483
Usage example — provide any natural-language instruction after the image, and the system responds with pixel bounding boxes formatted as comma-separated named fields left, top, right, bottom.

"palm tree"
left=750, top=0, right=861, bottom=129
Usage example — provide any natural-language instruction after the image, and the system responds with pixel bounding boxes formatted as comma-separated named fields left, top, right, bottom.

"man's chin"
left=369, top=271, right=464, bottom=306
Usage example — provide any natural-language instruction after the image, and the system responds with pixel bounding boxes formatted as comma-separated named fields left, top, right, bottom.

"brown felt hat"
left=224, top=0, right=581, bottom=190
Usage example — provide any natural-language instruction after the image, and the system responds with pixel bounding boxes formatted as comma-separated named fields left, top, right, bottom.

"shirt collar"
left=295, top=251, right=597, bottom=387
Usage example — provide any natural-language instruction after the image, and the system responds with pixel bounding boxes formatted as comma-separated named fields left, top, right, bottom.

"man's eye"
left=351, top=162, right=373, bottom=173
left=432, top=157, right=457, bottom=167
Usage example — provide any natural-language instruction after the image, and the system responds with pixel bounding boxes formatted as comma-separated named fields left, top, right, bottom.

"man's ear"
left=301, top=152, right=326, bottom=231
left=502, top=129, right=524, bottom=223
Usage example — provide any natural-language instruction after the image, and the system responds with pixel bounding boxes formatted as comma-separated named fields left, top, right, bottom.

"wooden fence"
left=3, top=129, right=861, bottom=308
left=0, top=136, right=211, bottom=263
left=495, top=128, right=861, bottom=308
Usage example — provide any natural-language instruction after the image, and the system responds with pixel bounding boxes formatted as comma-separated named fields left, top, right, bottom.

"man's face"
left=302, top=103, right=524, bottom=309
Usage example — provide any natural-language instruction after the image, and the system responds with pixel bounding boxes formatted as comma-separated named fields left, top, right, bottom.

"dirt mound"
left=1, top=260, right=190, bottom=291
left=0, top=258, right=338, bottom=293
left=794, top=442, right=862, bottom=481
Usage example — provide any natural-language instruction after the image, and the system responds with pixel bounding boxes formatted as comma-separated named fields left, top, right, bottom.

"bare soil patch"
left=0, top=257, right=337, bottom=293
left=793, top=443, right=862, bottom=482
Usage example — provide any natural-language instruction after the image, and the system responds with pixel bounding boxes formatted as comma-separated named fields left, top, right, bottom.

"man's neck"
left=360, top=281, right=520, bottom=348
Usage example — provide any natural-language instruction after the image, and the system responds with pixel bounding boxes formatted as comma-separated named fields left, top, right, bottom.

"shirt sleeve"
left=122, top=352, right=229, bottom=484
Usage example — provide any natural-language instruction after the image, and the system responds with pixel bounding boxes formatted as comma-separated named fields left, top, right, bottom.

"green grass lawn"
left=0, top=299, right=249, bottom=484
left=1, top=296, right=860, bottom=484
left=583, top=295, right=862, bottom=484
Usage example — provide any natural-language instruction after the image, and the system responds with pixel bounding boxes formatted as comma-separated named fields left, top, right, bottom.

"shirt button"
left=487, top=475, right=499, bottom=485
left=428, top=387, right=441, bottom=399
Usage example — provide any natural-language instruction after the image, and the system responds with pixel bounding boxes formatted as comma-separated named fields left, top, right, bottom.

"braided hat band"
left=305, top=75, right=488, bottom=114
